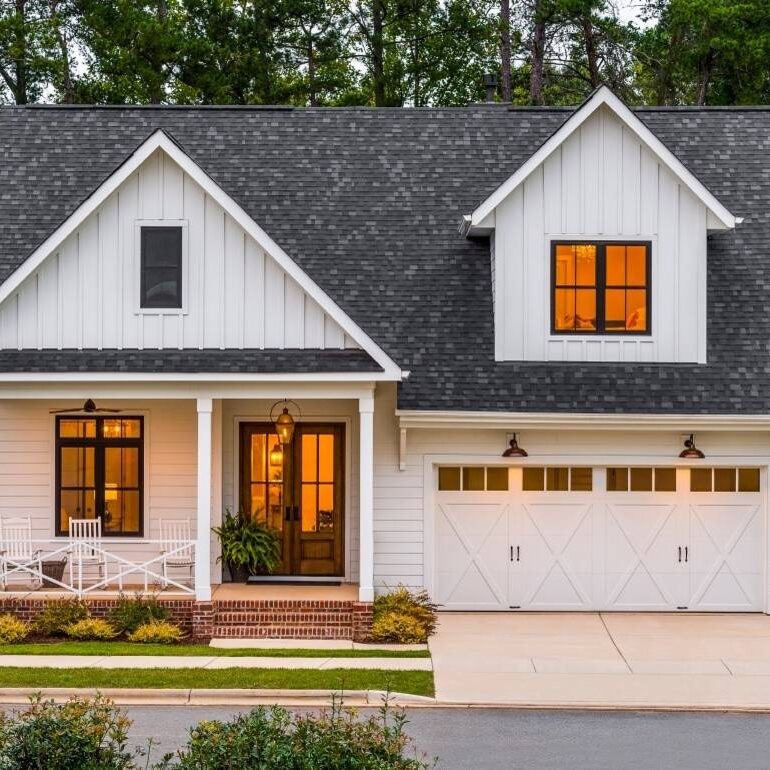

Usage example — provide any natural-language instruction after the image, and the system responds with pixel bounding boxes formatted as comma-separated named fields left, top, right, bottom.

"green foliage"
left=108, top=594, right=170, bottom=635
left=33, top=599, right=89, bottom=637
left=64, top=618, right=118, bottom=641
left=0, top=694, right=141, bottom=770
left=127, top=620, right=184, bottom=644
left=212, top=509, right=281, bottom=577
left=155, top=699, right=432, bottom=769
left=0, top=614, right=29, bottom=644
left=370, top=587, right=437, bottom=644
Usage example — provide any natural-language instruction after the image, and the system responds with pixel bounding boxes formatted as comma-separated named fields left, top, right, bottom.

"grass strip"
left=0, top=642, right=429, bottom=658
left=0, top=667, right=434, bottom=697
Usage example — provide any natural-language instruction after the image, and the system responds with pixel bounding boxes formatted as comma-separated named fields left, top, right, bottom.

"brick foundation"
left=0, top=596, right=373, bottom=643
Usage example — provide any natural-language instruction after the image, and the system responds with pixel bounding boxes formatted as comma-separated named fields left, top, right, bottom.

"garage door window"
left=522, top=467, right=592, bottom=492
left=437, top=467, right=509, bottom=491
left=606, top=467, right=677, bottom=492
left=689, top=468, right=760, bottom=493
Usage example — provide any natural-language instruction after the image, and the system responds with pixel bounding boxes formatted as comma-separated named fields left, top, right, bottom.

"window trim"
left=550, top=240, right=652, bottom=336
left=55, top=416, right=145, bottom=538
left=134, top=220, right=189, bottom=315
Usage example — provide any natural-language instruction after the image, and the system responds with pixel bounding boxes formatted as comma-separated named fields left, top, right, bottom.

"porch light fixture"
left=269, top=399, right=302, bottom=446
left=679, top=433, right=705, bottom=459
left=502, top=433, right=528, bottom=458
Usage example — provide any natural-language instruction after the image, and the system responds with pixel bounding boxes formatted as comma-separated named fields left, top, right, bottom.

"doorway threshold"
left=247, top=576, right=342, bottom=586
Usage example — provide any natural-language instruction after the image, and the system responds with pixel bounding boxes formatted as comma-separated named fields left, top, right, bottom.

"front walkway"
left=430, top=612, right=770, bottom=709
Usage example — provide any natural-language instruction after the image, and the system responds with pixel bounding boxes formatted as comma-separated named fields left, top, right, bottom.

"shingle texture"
left=0, top=104, right=768, bottom=412
left=0, top=349, right=381, bottom=374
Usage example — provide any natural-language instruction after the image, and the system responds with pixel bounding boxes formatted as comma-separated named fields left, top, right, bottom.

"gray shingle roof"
left=1, top=103, right=769, bottom=412
left=0, top=349, right=381, bottom=374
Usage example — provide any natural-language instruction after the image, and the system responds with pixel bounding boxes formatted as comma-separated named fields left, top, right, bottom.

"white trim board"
left=0, top=130, right=404, bottom=380
left=464, top=86, right=737, bottom=234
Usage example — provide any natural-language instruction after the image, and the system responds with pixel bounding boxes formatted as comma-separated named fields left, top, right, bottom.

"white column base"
left=358, top=585, right=374, bottom=603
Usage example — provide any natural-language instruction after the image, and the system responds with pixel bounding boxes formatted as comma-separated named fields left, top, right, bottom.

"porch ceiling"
left=0, top=348, right=383, bottom=374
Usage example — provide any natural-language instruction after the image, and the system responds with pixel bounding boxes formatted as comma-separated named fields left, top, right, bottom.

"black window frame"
left=550, top=240, right=652, bottom=336
left=55, top=416, right=144, bottom=537
left=140, top=226, right=183, bottom=310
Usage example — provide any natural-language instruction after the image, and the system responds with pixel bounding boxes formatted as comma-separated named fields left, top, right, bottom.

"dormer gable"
left=464, top=87, right=737, bottom=365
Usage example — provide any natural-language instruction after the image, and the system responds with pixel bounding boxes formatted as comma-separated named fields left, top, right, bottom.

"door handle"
left=294, top=505, right=300, bottom=521
left=678, top=546, right=682, bottom=563
left=285, top=506, right=292, bottom=522
left=516, top=546, right=520, bottom=562
left=685, top=546, right=688, bottom=563
left=510, top=546, right=514, bottom=562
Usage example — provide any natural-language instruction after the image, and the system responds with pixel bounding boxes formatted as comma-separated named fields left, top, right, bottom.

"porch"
left=0, top=385, right=379, bottom=638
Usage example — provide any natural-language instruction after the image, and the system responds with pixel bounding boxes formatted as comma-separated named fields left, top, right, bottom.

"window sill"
left=133, top=308, right=188, bottom=317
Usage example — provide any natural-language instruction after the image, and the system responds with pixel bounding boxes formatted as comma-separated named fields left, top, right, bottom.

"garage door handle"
left=685, top=546, right=688, bottom=563
left=510, top=546, right=514, bottom=562
left=678, top=546, right=682, bottom=563
left=516, top=546, right=520, bottom=562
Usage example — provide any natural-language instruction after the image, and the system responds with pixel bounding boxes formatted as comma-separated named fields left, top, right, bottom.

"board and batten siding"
left=494, top=105, right=708, bottom=363
left=0, top=149, right=356, bottom=352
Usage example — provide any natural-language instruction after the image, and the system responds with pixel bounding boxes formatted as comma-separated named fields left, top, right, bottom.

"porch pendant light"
left=503, top=433, right=528, bottom=458
left=269, top=399, right=302, bottom=446
left=679, top=433, right=705, bottom=459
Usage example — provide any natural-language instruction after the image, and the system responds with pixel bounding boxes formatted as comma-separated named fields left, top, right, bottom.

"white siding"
left=0, top=399, right=197, bottom=567
left=0, top=149, right=353, bottom=352
left=373, top=385, right=770, bottom=597
left=495, top=106, right=708, bottom=364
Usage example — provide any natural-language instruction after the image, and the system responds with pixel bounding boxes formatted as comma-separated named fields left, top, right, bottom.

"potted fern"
left=212, top=510, right=281, bottom=582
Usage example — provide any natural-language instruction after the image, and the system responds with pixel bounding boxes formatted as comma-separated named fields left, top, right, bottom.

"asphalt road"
left=99, top=705, right=770, bottom=769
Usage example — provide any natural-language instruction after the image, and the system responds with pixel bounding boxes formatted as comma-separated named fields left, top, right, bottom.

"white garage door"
left=434, top=465, right=764, bottom=612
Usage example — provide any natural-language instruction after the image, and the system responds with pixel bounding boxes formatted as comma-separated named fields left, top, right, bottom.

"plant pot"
left=226, top=563, right=250, bottom=583
left=41, top=558, right=67, bottom=588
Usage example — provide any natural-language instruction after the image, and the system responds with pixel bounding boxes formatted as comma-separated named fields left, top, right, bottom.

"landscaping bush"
left=155, top=700, right=432, bottom=769
left=0, top=695, right=143, bottom=770
left=0, top=614, right=28, bottom=644
left=64, top=617, right=118, bottom=641
left=109, top=593, right=170, bottom=635
left=128, top=620, right=184, bottom=644
left=370, top=587, right=437, bottom=644
left=33, top=599, right=89, bottom=637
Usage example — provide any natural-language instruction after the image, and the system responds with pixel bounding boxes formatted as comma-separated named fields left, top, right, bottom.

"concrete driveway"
left=429, top=613, right=770, bottom=708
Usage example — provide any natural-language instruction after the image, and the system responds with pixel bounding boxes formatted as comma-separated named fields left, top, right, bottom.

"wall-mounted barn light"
left=679, top=433, right=705, bottom=459
left=502, top=433, right=528, bottom=458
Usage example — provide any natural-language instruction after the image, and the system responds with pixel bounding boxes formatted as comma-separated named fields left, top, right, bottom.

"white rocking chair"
left=0, top=516, right=43, bottom=589
left=159, top=519, right=194, bottom=589
left=69, top=518, right=113, bottom=592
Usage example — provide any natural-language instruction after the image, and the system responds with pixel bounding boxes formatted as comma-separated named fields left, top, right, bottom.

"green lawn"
left=0, top=667, right=434, bottom=697
left=0, top=641, right=429, bottom=658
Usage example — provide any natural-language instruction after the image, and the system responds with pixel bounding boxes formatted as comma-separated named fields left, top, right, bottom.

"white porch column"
left=195, top=397, right=213, bottom=601
left=358, top=395, right=375, bottom=603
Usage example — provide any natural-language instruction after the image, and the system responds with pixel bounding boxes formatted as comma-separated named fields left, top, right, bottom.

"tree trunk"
left=372, top=0, right=385, bottom=106
left=530, top=0, right=546, bottom=105
left=14, top=0, right=27, bottom=104
left=582, top=15, right=600, bottom=88
left=50, top=0, right=74, bottom=103
left=500, top=0, right=511, bottom=102
left=307, top=38, right=317, bottom=106
left=697, top=49, right=714, bottom=105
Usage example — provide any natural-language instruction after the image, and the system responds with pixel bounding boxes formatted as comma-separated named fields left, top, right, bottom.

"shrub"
left=0, top=614, right=28, bottom=644
left=155, top=700, right=432, bottom=769
left=128, top=620, right=184, bottom=644
left=33, top=599, right=89, bottom=637
left=64, top=617, right=118, bottom=641
left=0, top=695, right=143, bottom=770
left=370, top=587, right=437, bottom=644
left=109, top=593, right=170, bottom=635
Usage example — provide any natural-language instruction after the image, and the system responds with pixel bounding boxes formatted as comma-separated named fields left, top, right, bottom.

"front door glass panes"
left=248, top=432, right=284, bottom=531
left=301, top=432, right=336, bottom=532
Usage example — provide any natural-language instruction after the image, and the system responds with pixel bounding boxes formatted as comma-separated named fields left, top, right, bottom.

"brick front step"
left=212, top=600, right=373, bottom=642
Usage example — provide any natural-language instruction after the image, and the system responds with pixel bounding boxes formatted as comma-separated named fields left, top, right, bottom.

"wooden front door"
left=239, top=422, right=344, bottom=577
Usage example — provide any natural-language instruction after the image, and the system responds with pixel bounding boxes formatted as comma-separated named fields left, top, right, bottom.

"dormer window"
left=140, top=226, right=183, bottom=309
left=552, top=241, right=651, bottom=335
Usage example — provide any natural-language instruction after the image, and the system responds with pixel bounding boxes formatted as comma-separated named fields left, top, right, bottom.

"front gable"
left=465, top=87, right=737, bottom=366
left=0, top=131, right=402, bottom=379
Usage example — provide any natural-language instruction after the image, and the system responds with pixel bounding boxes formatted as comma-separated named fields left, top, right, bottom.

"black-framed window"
left=140, top=226, right=183, bottom=309
left=551, top=241, right=651, bottom=335
left=56, top=417, right=144, bottom=537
